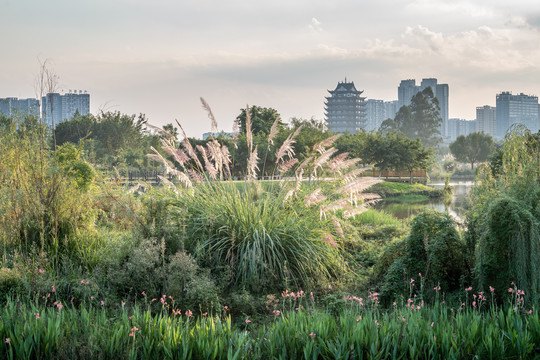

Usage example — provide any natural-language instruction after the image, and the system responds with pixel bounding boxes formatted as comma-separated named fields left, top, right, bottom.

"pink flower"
left=465, top=287, right=472, bottom=291
left=528, top=310, right=533, bottom=315
left=392, top=302, right=397, bottom=306
left=202, top=312, right=208, bottom=316
left=47, top=293, right=50, bottom=298
left=34, top=313, right=40, bottom=319
left=142, top=291, right=146, bottom=296
left=81, top=280, right=85, bottom=284
left=57, top=304, right=63, bottom=309
left=273, top=310, right=281, bottom=316
left=185, top=310, right=193, bottom=317
left=310, top=292, right=314, bottom=299
left=309, top=332, right=316, bottom=339
left=151, top=298, right=156, bottom=302
left=410, top=279, right=415, bottom=284
left=430, top=322, right=434, bottom=327
left=122, top=301, right=126, bottom=306
left=224, top=306, right=228, bottom=310
left=85, top=280, right=89, bottom=285
left=508, top=288, right=514, bottom=293
left=52, top=285, right=56, bottom=293
left=472, top=301, right=476, bottom=307
left=434, top=336, right=437, bottom=341
left=5, top=338, right=11, bottom=344
left=419, top=273, right=422, bottom=277
left=53, top=301, right=57, bottom=305
left=129, top=315, right=133, bottom=320
left=38, top=269, right=44, bottom=274
left=245, top=318, right=251, bottom=324
left=100, top=301, right=104, bottom=306
left=71, top=297, right=74, bottom=304
left=356, top=316, right=362, bottom=322
left=489, top=286, right=495, bottom=293
left=90, top=296, right=94, bottom=300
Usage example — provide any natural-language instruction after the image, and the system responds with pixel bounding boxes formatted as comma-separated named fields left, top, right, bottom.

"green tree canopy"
left=236, top=106, right=284, bottom=137
left=380, top=87, right=442, bottom=147
left=449, top=132, right=494, bottom=169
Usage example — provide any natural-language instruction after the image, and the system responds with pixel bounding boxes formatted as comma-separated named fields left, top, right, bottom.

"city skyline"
left=1, top=0, right=539, bottom=137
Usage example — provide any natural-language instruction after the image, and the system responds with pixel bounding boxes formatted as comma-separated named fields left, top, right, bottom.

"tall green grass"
left=2, top=299, right=538, bottom=359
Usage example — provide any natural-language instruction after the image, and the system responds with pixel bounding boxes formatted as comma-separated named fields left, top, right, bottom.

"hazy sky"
left=1, top=0, right=539, bottom=137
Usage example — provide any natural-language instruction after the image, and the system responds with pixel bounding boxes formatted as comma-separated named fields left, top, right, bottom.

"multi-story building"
left=365, top=99, right=399, bottom=131
left=42, top=90, right=90, bottom=128
left=476, top=106, right=496, bottom=138
left=325, top=80, right=367, bottom=133
left=495, top=92, right=539, bottom=138
left=397, top=78, right=449, bottom=137
left=0, top=97, right=39, bottom=118
left=447, top=118, right=476, bottom=142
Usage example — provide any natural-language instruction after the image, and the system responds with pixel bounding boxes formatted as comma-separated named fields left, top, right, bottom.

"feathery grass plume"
left=197, top=145, right=218, bottom=180
left=157, top=175, right=180, bottom=194
left=206, top=140, right=224, bottom=178
left=146, top=146, right=175, bottom=173
left=335, top=177, right=382, bottom=197
left=332, top=217, right=344, bottom=238
left=343, top=167, right=371, bottom=183
left=278, top=158, right=298, bottom=175
left=245, top=104, right=252, bottom=152
left=275, top=125, right=303, bottom=164
left=319, top=198, right=350, bottom=219
left=247, top=146, right=259, bottom=180
left=187, top=169, right=204, bottom=184
left=221, top=144, right=231, bottom=176
left=284, top=168, right=303, bottom=203
left=334, top=158, right=362, bottom=174
left=295, top=156, right=313, bottom=176
left=160, top=137, right=188, bottom=168
left=200, top=97, right=218, bottom=134
left=146, top=123, right=175, bottom=140
left=176, top=119, right=204, bottom=171
left=327, top=152, right=349, bottom=172
left=359, top=193, right=382, bottom=201
left=313, top=134, right=340, bottom=154
left=283, top=188, right=296, bottom=203
left=312, top=147, right=338, bottom=177
left=305, top=188, right=327, bottom=207
left=267, top=115, right=280, bottom=147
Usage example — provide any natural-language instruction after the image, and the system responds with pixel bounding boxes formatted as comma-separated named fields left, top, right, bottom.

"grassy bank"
left=370, top=182, right=445, bottom=200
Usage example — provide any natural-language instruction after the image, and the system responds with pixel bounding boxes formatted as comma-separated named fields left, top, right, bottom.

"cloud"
left=309, top=17, right=323, bottom=33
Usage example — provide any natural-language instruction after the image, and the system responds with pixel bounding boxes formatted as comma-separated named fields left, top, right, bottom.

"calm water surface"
left=375, top=181, right=475, bottom=222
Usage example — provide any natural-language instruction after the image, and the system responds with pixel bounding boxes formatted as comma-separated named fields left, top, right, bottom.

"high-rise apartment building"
left=0, top=97, right=39, bottom=118
left=495, top=92, right=539, bottom=138
left=42, top=90, right=90, bottom=128
left=476, top=106, right=496, bottom=138
left=397, top=78, right=449, bottom=137
left=365, top=99, right=399, bottom=131
left=447, top=118, right=476, bottom=142
left=325, top=80, right=367, bottom=134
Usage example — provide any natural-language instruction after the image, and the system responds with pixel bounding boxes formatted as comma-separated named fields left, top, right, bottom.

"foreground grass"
left=1, top=298, right=538, bottom=359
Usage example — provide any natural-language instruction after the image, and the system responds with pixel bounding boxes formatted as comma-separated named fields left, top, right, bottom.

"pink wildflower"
left=34, top=313, right=40, bottom=319
left=81, top=280, right=85, bottom=284
left=430, top=322, right=434, bottom=327
left=489, top=286, right=495, bottom=293
left=410, top=279, right=415, bottom=284
left=528, top=310, right=533, bottom=315
left=419, top=273, right=422, bottom=277
left=185, top=310, right=193, bottom=317
left=101, top=301, right=104, bottom=306
left=202, top=312, right=208, bottom=316
left=245, top=318, right=251, bottom=324
left=90, top=296, right=94, bottom=300
left=393, top=302, right=397, bottom=306
left=5, top=338, right=11, bottom=344
left=508, top=288, right=514, bottom=293
left=57, top=304, right=63, bottom=309
left=52, top=285, right=55, bottom=293
left=85, top=280, right=89, bottom=285
left=309, top=332, right=316, bottom=339
left=356, top=316, right=362, bottom=323
left=151, top=298, right=156, bottom=302
left=122, top=301, right=126, bottom=306
left=465, top=287, right=472, bottom=291
left=38, top=269, right=44, bottom=274
left=224, top=306, right=228, bottom=310
left=472, top=301, right=476, bottom=307
left=142, top=291, right=146, bottom=296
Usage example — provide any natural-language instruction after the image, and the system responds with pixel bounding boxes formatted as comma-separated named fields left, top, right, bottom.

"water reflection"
left=375, top=181, right=474, bottom=222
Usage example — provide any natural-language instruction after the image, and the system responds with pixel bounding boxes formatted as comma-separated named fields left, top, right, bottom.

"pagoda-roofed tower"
left=325, top=79, right=367, bottom=133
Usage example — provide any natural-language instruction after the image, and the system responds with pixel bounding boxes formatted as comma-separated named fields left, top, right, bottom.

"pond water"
left=375, top=181, right=475, bottom=222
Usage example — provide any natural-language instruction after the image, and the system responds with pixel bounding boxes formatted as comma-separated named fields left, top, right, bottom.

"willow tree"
left=468, top=126, right=540, bottom=304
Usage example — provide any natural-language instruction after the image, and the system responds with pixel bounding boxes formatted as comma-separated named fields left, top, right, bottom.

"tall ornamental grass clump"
left=176, top=181, right=344, bottom=291
left=468, top=126, right=540, bottom=304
